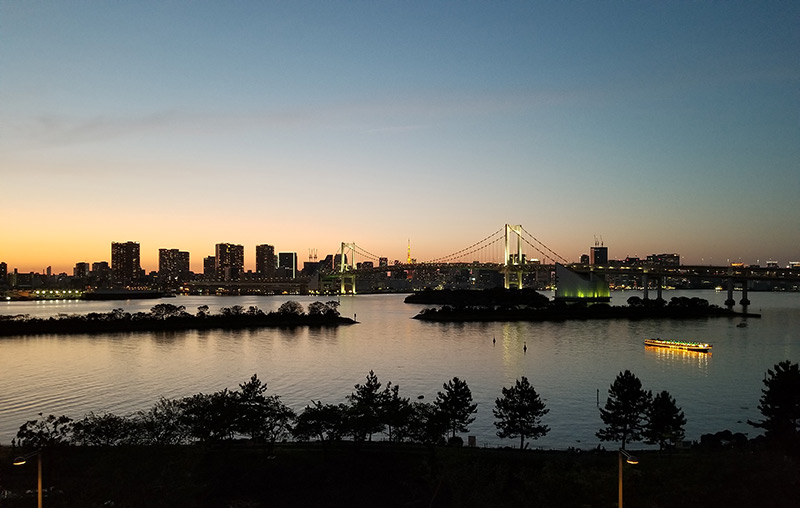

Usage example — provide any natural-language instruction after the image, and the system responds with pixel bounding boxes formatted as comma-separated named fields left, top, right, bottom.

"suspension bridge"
left=327, top=224, right=800, bottom=306
left=332, top=224, right=569, bottom=294
left=183, top=224, right=798, bottom=306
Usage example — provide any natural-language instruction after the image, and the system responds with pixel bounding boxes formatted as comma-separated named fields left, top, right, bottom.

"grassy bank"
left=1, top=443, right=797, bottom=507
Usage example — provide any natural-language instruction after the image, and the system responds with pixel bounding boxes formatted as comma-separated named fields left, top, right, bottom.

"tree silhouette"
left=307, top=301, right=327, bottom=315
left=308, top=300, right=341, bottom=317
left=135, top=397, right=188, bottom=445
left=597, top=370, right=652, bottom=449
left=406, top=401, right=448, bottom=446
left=493, top=376, right=550, bottom=449
left=71, top=412, right=136, bottom=446
left=15, top=413, right=74, bottom=448
left=179, top=389, right=238, bottom=442
left=292, top=401, right=351, bottom=444
left=150, top=303, right=186, bottom=319
left=435, top=377, right=477, bottom=440
left=381, top=382, right=412, bottom=442
left=645, top=390, right=686, bottom=450
left=348, top=370, right=387, bottom=441
left=749, top=360, right=800, bottom=444
left=235, top=374, right=294, bottom=445
left=277, top=300, right=305, bottom=316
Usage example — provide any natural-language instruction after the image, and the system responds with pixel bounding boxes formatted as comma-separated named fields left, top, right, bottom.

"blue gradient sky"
left=2, top=1, right=798, bottom=273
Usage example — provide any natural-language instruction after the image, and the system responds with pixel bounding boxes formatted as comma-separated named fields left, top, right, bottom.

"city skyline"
left=3, top=236, right=797, bottom=279
left=2, top=2, right=798, bottom=273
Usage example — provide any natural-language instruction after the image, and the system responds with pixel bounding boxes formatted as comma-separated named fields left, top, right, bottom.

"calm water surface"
left=1, top=290, right=798, bottom=449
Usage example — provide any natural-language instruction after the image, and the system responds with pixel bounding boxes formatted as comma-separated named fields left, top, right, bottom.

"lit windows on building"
left=255, top=244, right=276, bottom=278
left=278, top=252, right=298, bottom=278
left=159, top=248, right=190, bottom=282
left=111, top=241, right=142, bottom=286
left=215, top=243, right=244, bottom=281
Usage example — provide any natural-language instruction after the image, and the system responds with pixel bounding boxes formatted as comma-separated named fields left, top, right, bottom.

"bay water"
left=1, top=290, right=798, bottom=449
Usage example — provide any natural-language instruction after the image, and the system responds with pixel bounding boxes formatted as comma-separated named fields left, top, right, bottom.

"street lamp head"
left=619, top=448, right=639, bottom=464
left=11, top=449, right=40, bottom=466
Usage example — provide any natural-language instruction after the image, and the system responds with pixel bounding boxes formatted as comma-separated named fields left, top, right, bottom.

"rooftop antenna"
left=594, top=235, right=599, bottom=247
left=600, top=235, right=604, bottom=247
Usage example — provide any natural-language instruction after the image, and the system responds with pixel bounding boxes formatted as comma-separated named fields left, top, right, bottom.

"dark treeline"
left=0, top=300, right=353, bottom=336
left=12, top=361, right=798, bottom=454
left=6, top=363, right=799, bottom=508
left=13, top=372, right=492, bottom=451
left=414, top=295, right=757, bottom=321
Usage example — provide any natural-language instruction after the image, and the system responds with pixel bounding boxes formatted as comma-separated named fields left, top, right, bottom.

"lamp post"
left=618, top=448, right=638, bottom=508
left=13, top=449, right=42, bottom=508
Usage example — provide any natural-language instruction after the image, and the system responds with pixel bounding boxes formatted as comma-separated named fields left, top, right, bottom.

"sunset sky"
left=2, top=1, right=798, bottom=274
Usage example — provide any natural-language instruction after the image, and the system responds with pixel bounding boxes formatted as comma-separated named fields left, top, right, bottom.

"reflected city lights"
left=645, top=345, right=710, bottom=369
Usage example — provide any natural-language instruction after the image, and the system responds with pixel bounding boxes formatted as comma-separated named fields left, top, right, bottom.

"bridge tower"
left=504, top=224, right=524, bottom=289
left=339, top=242, right=357, bottom=294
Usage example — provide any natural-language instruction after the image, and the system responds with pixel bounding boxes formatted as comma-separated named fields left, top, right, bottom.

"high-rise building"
left=590, top=246, right=608, bottom=266
left=333, top=253, right=347, bottom=270
left=111, top=241, right=142, bottom=286
left=278, top=252, right=298, bottom=278
left=91, top=261, right=110, bottom=274
left=91, top=261, right=111, bottom=286
left=255, top=244, right=276, bottom=278
left=215, top=243, right=244, bottom=281
left=203, top=256, right=216, bottom=279
left=74, top=262, right=90, bottom=278
left=159, top=248, right=190, bottom=282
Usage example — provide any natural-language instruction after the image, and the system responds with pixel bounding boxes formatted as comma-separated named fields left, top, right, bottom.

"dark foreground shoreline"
left=1, top=442, right=796, bottom=508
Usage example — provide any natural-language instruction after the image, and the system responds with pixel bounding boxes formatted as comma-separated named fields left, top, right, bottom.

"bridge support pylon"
left=642, top=273, right=663, bottom=301
left=740, top=281, right=750, bottom=306
left=339, top=242, right=357, bottom=294
left=504, top=224, right=524, bottom=290
left=725, top=273, right=735, bottom=307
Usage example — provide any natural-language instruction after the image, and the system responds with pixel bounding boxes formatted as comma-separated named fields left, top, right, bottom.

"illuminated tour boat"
left=644, top=338, right=712, bottom=353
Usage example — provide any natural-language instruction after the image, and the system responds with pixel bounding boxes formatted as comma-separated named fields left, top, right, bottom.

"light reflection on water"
left=1, top=290, right=798, bottom=449
left=645, top=346, right=711, bottom=373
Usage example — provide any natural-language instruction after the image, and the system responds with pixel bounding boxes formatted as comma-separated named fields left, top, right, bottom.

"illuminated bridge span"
left=335, top=224, right=569, bottom=293
left=332, top=224, right=800, bottom=304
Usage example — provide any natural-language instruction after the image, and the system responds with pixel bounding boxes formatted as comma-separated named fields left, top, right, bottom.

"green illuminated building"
left=554, top=263, right=611, bottom=303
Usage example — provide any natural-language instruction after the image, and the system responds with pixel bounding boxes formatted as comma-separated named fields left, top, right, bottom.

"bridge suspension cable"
left=438, top=236, right=504, bottom=263
left=423, top=228, right=505, bottom=264
left=351, top=244, right=382, bottom=262
left=520, top=225, right=569, bottom=264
